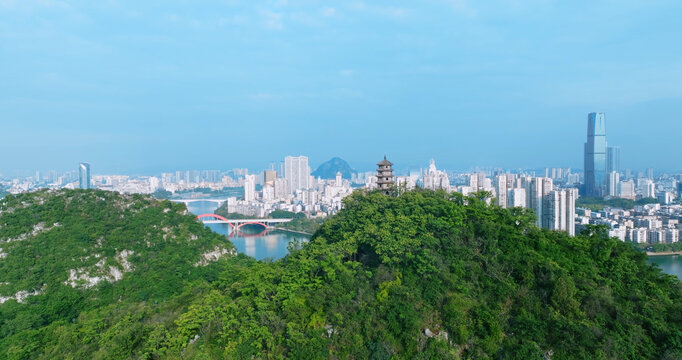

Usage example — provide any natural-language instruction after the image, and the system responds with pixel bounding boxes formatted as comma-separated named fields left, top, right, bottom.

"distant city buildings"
left=422, top=159, right=450, bottom=192
left=3, top=134, right=681, bottom=241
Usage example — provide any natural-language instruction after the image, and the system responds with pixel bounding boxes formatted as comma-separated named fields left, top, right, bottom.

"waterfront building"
left=284, top=156, right=310, bottom=194
left=666, top=229, right=680, bottom=244
left=584, top=112, right=608, bottom=197
left=376, top=156, right=395, bottom=195
left=78, top=163, right=91, bottom=190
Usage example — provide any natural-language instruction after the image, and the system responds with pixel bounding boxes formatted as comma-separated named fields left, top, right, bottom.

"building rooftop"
left=377, top=156, right=393, bottom=166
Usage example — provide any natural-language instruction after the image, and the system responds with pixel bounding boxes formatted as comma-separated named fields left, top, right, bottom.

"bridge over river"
left=171, top=198, right=228, bottom=207
left=196, top=213, right=292, bottom=230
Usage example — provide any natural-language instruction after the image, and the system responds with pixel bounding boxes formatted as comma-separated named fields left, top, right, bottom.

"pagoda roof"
left=377, top=156, right=393, bottom=166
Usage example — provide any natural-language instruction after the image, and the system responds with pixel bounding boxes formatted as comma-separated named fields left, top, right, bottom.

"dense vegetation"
left=150, top=189, right=172, bottom=199
left=577, top=196, right=659, bottom=211
left=637, top=242, right=682, bottom=253
left=2, top=189, right=682, bottom=359
left=0, top=190, right=234, bottom=359
left=273, top=216, right=325, bottom=234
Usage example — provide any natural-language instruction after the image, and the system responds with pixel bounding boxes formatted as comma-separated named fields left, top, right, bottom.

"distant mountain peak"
left=312, top=157, right=357, bottom=180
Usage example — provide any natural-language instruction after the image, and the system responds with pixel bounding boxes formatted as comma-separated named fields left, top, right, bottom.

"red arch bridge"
left=195, top=214, right=292, bottom=230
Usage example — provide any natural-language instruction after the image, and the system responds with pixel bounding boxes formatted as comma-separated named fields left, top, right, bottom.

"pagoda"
left=376, top=156, right=395, bottom=195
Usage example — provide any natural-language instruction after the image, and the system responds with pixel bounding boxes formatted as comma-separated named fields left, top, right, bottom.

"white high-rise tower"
left=284, top=156, right=310, bottom=194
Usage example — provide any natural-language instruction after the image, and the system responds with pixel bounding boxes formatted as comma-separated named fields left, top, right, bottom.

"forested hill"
left=2, top=189, right=682, bottom=359
left=312, top=157, right=357, bottom=179
left=0, top=189, right=234, bottom=358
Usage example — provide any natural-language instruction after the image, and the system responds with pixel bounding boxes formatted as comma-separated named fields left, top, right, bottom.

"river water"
left=185, top=201, right=309, bottom=261
left=647, top=255, right=682, bottom=280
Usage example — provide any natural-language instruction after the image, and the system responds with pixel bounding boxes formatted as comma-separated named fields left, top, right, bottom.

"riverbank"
left=646, top=251, right=682, bottom=256
left=272, top=227, right=313, bottom=236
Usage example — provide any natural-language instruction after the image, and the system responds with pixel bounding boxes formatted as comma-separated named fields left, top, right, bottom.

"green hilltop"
left=1, top=189, right=681, bottom=359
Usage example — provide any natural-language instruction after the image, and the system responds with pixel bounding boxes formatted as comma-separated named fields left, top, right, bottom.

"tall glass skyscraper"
left=584, top=113, right=607, bottom=197
left=607, top=146, right=620, bottom=174
left=79, top=162, right=91, bottom=189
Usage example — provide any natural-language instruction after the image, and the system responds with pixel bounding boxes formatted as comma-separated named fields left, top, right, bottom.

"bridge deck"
left=200, top=218, right=292, bottom=224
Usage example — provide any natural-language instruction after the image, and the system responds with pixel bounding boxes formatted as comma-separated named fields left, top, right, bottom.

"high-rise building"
left=274, top=178, right=289, bottom=200
left=508, top=188, right=527, bottom=208
left=264, top=170, right=277, bottom=187
left=542, top=188, right=577, bottom=236
left=619, top=180, right=636, bottom=200
left=647, top=168, right=654, bottom=180
left=639, top=179, right=655, bottom=199
left=244, top=174, right=256, bottom=202
left=524, top=177, right=551, bottom=227
left=284, top=156, right=310, bottom=194
left=376, top=156, right=395, bottom=195
left=607, top=146, right=620, bottom=174
left=607, top=171, right=620, bottom=197
left=78, top=163, right=91, bottom=189
left=422, top=159, right=450, bottom=192
left=584, top=112, right=608, bottom=197
left=565, top=188, right=578, bottom=236
left=495, top=174, right=508, bottom=208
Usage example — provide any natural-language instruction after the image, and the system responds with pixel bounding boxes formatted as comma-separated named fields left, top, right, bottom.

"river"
left=184, top=201, right=309, bottom=261
left=648, top=255, right=682, bottom=280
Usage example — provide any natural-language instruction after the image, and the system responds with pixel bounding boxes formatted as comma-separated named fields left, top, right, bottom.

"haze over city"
left=2, top=0, right=682, bottom=174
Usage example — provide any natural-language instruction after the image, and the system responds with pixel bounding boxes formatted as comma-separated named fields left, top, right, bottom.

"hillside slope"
left=0, top=189, right=234, bottom=357
left=2, top=190, right=682, bottom=359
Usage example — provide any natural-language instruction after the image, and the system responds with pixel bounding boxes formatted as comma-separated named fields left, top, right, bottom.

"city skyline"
left=2, top=1, right=682, bottom=174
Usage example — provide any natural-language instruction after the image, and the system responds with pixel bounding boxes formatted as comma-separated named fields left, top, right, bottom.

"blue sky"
left=1, top=0, right=681, bottom=175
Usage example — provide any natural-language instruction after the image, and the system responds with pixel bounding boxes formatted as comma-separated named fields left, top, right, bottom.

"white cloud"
left=323, top=7, right=335, bottom=17
left=260, top=9, right=283, bottom=30
left=349, top=2, right=410, bottom=20
left=442, top=0, right=476, bottom=17
left=218, top=15, right=249, bottom=27
left=0, top=0, right=71, bottom=10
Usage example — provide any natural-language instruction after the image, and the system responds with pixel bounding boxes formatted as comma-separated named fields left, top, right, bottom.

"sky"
left=1, top=0, right=681, bottom=175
